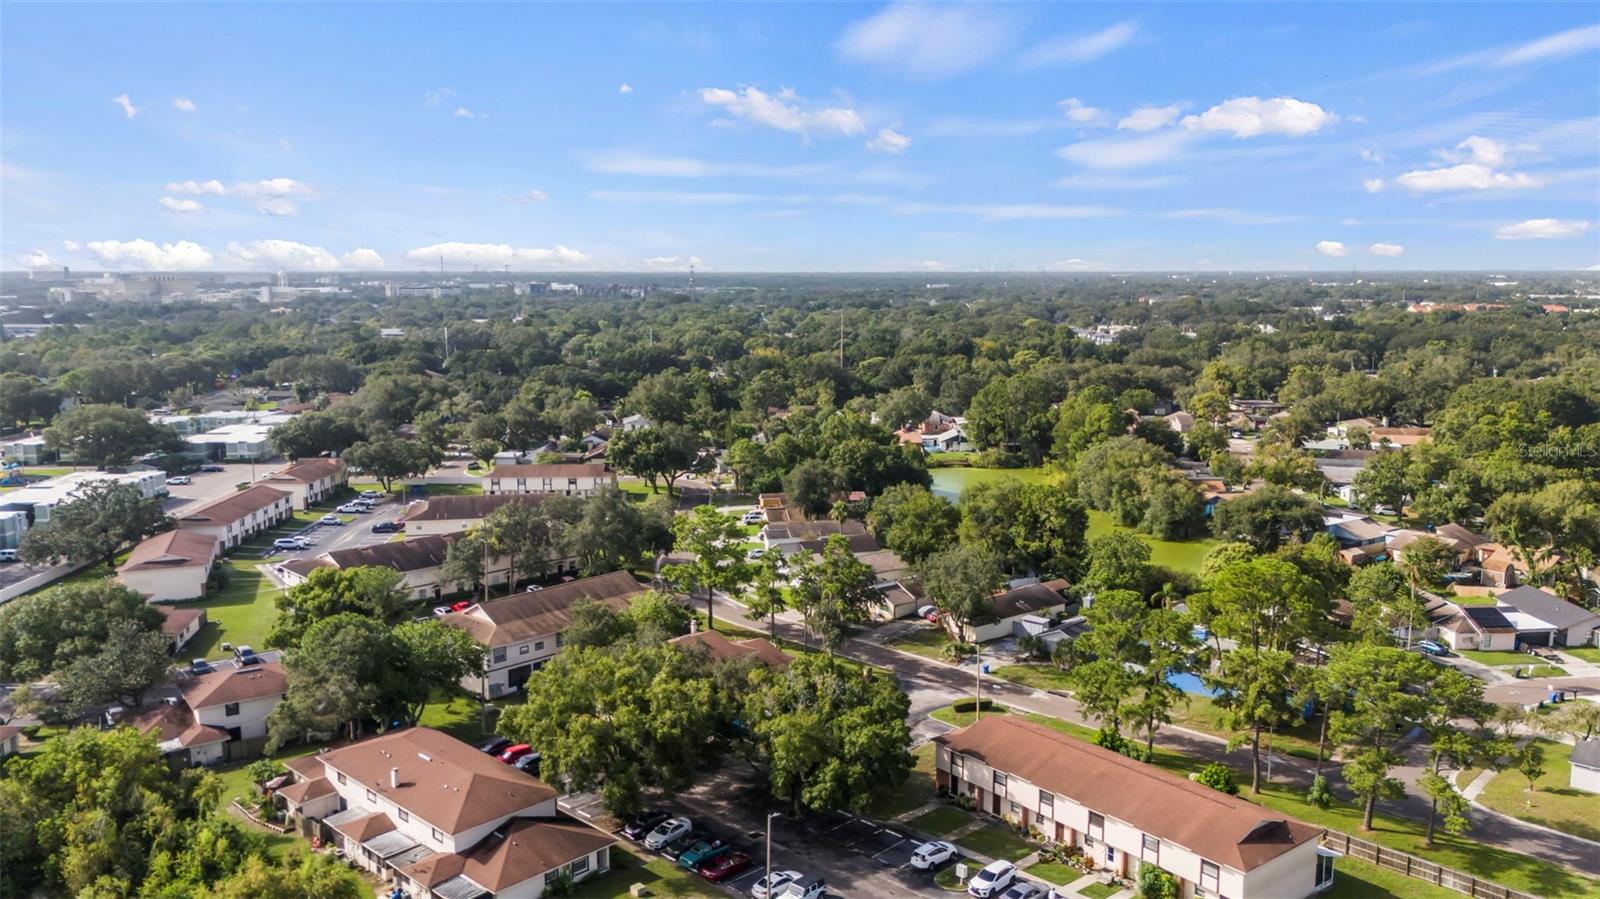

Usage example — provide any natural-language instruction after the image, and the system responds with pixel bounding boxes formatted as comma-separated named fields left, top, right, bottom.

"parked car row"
left=476, top=736, right=542, bottom=775
left=620, top=811, right=825, bottom=897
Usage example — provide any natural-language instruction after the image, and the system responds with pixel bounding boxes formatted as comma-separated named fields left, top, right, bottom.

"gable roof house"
left=157, top=605, right=208, bottom=653
left=129, top=657, right=288, bottom=765
left=669, top=628, right=790, bottom=669
left=936, top=716, right=1327, bottom=898
left=957, top=579, right=1072, bottom=644
left=1496, top=586, right=1600, bottom=648
left=402, top=493, right=550, bottom=538
left=278, top=533, right=580, bottom=602
left=259, top=457, right=347, bottom=510
left=117, top=529, right=219, bottom=602
left=276, top=727, right=615, bottom=898
left=441, top=571, right=645, bottom=697
left=1438, top=605, right=1520, bottom=652
left=759, top=518, right=868, bottom=550
left=174, top=484, right=293, bottom=550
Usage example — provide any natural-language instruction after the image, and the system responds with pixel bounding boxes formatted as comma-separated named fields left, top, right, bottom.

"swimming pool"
left=1166, top=671, right=1222, bottom=697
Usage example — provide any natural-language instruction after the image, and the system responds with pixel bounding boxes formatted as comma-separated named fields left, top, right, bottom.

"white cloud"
left=1117, top=104, right=1182, bottom=132
left=1050, top=258, right=1107, bottom=271
left=1058, top=98, right=1106, bottom=124
left=112, top=94, right=138, bottom=119
left=915, top=260, right=951, bottom=271
left=86, top=239, right=213, bottom=270
left=1163, top=208, right=1303, bottom=225
left=341, top=248, right=386, bottom=269
left=1394, top=163, right=1540, bottom=193
left=158, top=196, right=203, bottom=213
left=1315, top=240, right=1349, bottom=257
left=836, top=2, right=1018, bottom=79
left=1182, top=96, right=1334, bottom=137
left=1453, top=135, right=1507, bottom=166
left=1359, top=147, right=1385, bottom=163
left=226, top=240, right=340, bottom=271
left=867, top=128, right=912, bottom=154
left=236, top=177, right=317, bottom=197
left=1052, top=173, right=1181, bottom=190
left=1056, top=130, right=1192, bottom=169
left=583, top=151, right=825, bottom=178
left=166, top=179, right=226, bottom=195
left=698, top=86, right=865, bottom=137
left=619, top=82, right=633, bottom=94
left=424, top=87, right=455, bottom=107
left=1491, top=23, right=1600, bottom=68
left=890, top=202, right=1122, bottom=221
left=1363, top=178, right=1386, bottom=194
left=62, top=240, right=81, bottom=252
left=19, top=249, right=56, bottom=268
left=406, top=242, right=592, bottom=269
left=512, top=189, right=549, bottom=203
left=642, top=255, right=704, bottom=271
left=255, top=198, right=300, bottom=216
left=590, top=189, right=794, bottom=205
left=924, top=116, right=1054, bottom=137
left=1369, top=242, right=1405, bottom=256
left=172, top=97, right=197, bottom=112
left=1493, top=218, right=1592, bottom=240
left=1022, top=21, right=1140, bottom=67
left=454, top=107, right=476, bottom=119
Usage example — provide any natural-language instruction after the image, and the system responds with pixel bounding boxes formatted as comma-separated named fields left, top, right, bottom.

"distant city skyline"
left=2, top=3, right=1597, bottom=272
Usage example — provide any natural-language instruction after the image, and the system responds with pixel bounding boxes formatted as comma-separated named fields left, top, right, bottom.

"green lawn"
left=422, top=483, right=483, bottom=496
left=935, top=857, right=981, bottom=891
left=1322, top=856, right=1466, bottom=899
left=1169, top=694, right=1325, bottom=762
left=1078, top=882, right=1121, bottom=899
left=992, top=663, right=1074, bottom=692
left=417, top=692, right=499, bottom=746
left=907, top=804, right=975, bottom=837
left=866, top=742, right=938, bottom=819
left=1560, top=646, right=1600, bottom=663
left=959, top=823, right=1034, bottom=862
left=568, top=846, right=712, bottom=898
left=888, top=625, right=953, bottom=660
left=1452, top=649, right=1529, bottom=666
left=183, top=560, right=282, bottom=658
left=930, top=700, right=1010, bottom=730
left=1449, top=594, right=1500, bottom=607
left=1476, top=740, right=1600, bottom=843
left=1023, top=860, right=1081, bottom=886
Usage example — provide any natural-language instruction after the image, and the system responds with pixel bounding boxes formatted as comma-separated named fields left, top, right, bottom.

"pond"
left=928, top=465, right=1055, bottom=500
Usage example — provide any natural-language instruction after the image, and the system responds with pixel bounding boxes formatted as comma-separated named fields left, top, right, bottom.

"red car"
left=450, top=600, right=473, bottom=612
left=698, top=850, right=751, bottom=882
left=499, top=743, right=533, bottom=764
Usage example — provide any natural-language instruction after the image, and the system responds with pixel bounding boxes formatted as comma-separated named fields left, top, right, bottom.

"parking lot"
left=251, top=492, right=408, bottom=565
left=560, top=771, right=955, bottom=899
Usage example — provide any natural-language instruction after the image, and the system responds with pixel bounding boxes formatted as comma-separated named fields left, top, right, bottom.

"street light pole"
left=974, top=642, right=982, bottom=721
left=765, top=811, right=780, bottom=893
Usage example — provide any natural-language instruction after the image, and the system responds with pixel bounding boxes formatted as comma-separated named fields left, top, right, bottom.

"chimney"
left=390, top=767, right=399, bottom=789
left=689, top=619, right=698, bottom=634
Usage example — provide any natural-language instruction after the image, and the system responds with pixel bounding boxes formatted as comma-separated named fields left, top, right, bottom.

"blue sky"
left=2, top=2, right=1597, bottom=272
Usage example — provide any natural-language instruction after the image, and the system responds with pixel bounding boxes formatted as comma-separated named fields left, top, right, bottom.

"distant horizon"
left=5, top=267, right=1600, bottom=278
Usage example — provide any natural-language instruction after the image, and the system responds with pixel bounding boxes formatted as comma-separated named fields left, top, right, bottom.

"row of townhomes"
left=277, top=533, right=581, bottom=603
left=937, top=716, right=1333, bottom=899
left=276, top=727, right=615, bottom=899
left=482, top=462, right=614, bottom=497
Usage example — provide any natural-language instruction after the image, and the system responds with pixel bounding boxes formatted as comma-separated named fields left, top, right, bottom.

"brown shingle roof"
left=992, top=579, right=1069, bottom=619
left=322, top=534, right=453, bottom=573
left=937, top=716, right=1320, bottom=872
left=265, top=457, right=344, bottom=483
left=487, top=463, right=613, bottom=479
left=401, top=818, right=615, bottom=892
left=175, top=485, right=290, bottom=527
left=328, top=811, right=396, bottom=842
left=128, top=702, right=230, bottom=749
left=277, top=776, right=336, bottom=804
left=118, top=530, right=218, bottom=573
left=763, top=519, right=868, bottom=541
left=442, top=571, right=645, bottom=647
left=156, top=605, right=205, bottom=637
left=178, top=660, right=288, bottom=710
left=405, top=493, right=548, bottom=523
left=317, top=728, right=558, bottom=835
left=669, top=629, right=791, bottom=668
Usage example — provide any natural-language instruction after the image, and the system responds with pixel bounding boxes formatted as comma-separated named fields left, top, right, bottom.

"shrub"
left=952, top=698, right=998, bottom=715
left=1093, top=726, right=1151, bottom=763
left=1194, top=762, right=1239, bottom=795
left=1138, top=865, right=1180, bottom=899
left=1306, top=774, right=1334, bottom=809
left=545, top=870, right=576, bottom=897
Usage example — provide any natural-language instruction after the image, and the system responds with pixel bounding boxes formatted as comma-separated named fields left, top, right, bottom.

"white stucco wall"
left=194, top=693, right=282, bottom=740
left=119, top=567, right=209, bottom=603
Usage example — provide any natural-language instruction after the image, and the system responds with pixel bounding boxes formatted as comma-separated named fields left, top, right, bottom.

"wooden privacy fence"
left=1319, top=829, right=1541, bottom=899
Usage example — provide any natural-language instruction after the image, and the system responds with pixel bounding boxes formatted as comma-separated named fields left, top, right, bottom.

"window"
left=535, top=640, right=546, bottom=651
left=1316, top=851, right=1336, bottom=889
left=492, top=646, right=507, bottom=664
left=398, top=809, right=409, bottom=823
left=1199, top=861, right=1220, bottom=896
left=1038, top=791, right=1054, bottom=817
left=950, top=753, right=964, bottom=777
left=224, top=702, right=240, bottom=717
left=366, top=789, right=377, bottom=802
left=1141, top=834, right=1160, bottom=865
left=431, top=828, right=443, bottom=843
left=1105, top=844, right=1115, bottom=864
left=556, top=633, right=564, bottom=647
left=1009, top=801, right=1020, bottom=818
left=569, top=855, right=590, bottom=877
left=336, top=772, right=346, bottom=785
left=519, top=645, right=530, bottom=656
left=1088, top=812, right=1105, bottom=842
left=992, top=771, right=1007, bottom=794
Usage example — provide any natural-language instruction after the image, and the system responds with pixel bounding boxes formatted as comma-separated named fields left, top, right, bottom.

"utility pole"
left=838, top=307, right=845, bottom=369
left=974, top=642, right=983, bottom=721
left=765, top=812, right=780, bottom=890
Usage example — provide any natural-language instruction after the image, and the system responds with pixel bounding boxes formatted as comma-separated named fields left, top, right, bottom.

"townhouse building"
left=935, top=716, right=1329, bottom=899
left=174, top=484, right=293, bottom=550
left=276, top=727, right=614, bottom=899
left=117, top=529, right=219, bottom=602
left=259, top=457, right=348, bottom=509
left=482, top=463, right=615, bottom=497
left=277, top=534, right=580, bottom=602
left=130, top=657, right=287, bottom=764
left=402, top=493, right=550, bottom=538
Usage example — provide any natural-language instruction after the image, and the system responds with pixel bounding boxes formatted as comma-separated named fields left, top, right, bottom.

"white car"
left=319, top=514, right=343, bottom=526
left=751, top=869, right=803, bottom=899
left=433, top=606, right=452, bottom=617
left=746, top=548, right=766, bottom=560
left=967, top=860, right=1016, bottom=897
left=740, top=510, right=766, bottom=525
left=360, top=490, right=383, bottom=499
left=908, top=840, right=957, bottom=870
left=642, top=816, right=691, bottom=850
left=272, top=537, right=310, bottom=551
left=1000, top=883, right=1045, bottom=899
left=337, top=503, right=364, bottom=513
left=167, top=476, right=192, bottom=485
left=776, top=877, right=826, bottom=899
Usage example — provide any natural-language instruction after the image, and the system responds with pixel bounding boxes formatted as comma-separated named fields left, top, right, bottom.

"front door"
left=991, top=792, right=1001, bottom=815
left=507, top=664, right=533, bottom=690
